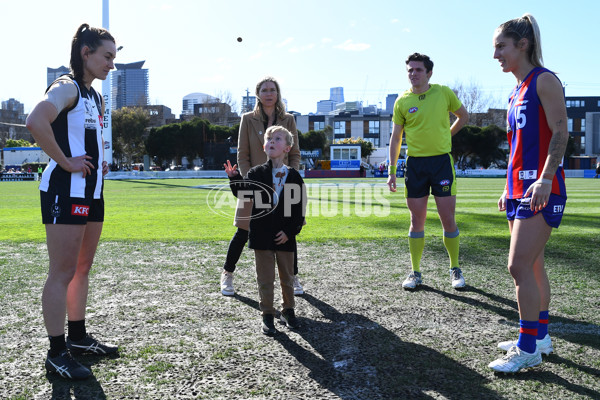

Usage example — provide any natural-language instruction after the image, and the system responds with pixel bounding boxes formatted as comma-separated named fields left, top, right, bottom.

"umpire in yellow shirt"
left=387, top=52, right=469, bottom=291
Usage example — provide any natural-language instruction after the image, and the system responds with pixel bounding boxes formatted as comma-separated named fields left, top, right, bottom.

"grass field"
left=0, top=177, right=599, bottom=399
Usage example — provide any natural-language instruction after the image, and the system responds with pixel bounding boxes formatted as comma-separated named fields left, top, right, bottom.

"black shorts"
left=404, top=153, right=457, bottom=198
left=40, top=191, right=104, bottom=225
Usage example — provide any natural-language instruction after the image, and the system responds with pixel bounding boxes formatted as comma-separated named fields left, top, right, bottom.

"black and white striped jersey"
left=39, top=76, right=104, bottom=199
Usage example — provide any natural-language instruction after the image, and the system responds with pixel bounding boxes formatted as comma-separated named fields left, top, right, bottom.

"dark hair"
left=70, top=23, right=115, bottom=82
left=254, top=76, right=286, bottom=119
left=497, top=14, right=543, bottom=67
left=405, top=53, right=434, bottom=73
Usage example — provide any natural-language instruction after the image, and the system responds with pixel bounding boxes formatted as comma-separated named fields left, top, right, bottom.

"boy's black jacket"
left=229, top=159, right=305, bottom=252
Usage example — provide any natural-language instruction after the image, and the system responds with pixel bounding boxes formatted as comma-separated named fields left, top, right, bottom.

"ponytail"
left=497, top=13, right=543, bottom=68
left=70, top=23, right=115, bottom=83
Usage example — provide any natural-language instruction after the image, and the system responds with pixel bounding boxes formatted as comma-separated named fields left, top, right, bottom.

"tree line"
left=110, top=106, right=553, bottom=170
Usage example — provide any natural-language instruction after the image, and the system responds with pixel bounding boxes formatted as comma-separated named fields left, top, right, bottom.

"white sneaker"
left=220, top=271, right=235, bottom=296
left=402, top=271, right=422, bottom=290
left=489, top=345, right=542, bottom=373
left=293, top=275, right=304, bottom=295
left=497, top=334, right=554, bottom=355
left=450, top=267, right=465, bottom=289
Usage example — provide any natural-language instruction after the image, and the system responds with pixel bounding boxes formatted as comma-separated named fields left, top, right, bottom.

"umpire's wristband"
left=388, top=165, right=397, bottom=175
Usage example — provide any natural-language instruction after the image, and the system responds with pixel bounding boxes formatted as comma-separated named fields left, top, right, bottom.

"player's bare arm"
left=525, top=72, right=569, bottom=211
left=537, top=72, right=569, bottom=179
left=387, top=123, right=404, bottom=192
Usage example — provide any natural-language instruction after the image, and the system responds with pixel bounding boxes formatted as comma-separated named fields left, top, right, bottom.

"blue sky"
left=2, top=0, right=599, bottom=116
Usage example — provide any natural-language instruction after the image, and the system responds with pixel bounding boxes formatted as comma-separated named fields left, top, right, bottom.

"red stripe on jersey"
left=539, top=319, right=549, bottom=324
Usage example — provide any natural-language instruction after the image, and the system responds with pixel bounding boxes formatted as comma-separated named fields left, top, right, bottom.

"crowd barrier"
left=102, top=169, right=596, bottom=180
left=0, top=172, right=37, bottom=181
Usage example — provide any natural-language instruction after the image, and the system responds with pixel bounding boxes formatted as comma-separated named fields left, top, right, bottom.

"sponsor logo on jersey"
left=84, top=99, right=98, bottom=130
left=519, top=170, right=537, bottom=180
left=409, top=107, right=418, bottom=113
left=418, top=94, right=426, bottom=101
left=50, top=203, right=61, bottom=217
left=553, top=205, right=564, bottom=214
left=518, top=197, right=531, bottom=211
left=71, top=205, right=90, bottom=216
left=440, top=179, right=450, bottom=186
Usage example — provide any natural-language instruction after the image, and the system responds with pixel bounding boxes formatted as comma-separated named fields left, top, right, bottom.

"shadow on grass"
left=46, top=370, right=105, bottom=400
left=45, top=353, right=119, bottom=400
left=493, top=358, right=600, bottom=399
left=423, top=286, right=600, bottom=351
left=235, top=292, right=503, bottom=399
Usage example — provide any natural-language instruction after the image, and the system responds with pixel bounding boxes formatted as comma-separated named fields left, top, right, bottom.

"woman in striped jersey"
left=26, top=24, right=119, bottom=380
left=489, top=14, right=568, bottom=373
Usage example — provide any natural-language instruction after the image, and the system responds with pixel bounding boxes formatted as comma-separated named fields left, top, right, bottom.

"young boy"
left=224, top=126, right=306, bottom=336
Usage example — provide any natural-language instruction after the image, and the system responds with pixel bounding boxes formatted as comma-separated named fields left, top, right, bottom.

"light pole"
left=102, top=0, right=113, bottom=165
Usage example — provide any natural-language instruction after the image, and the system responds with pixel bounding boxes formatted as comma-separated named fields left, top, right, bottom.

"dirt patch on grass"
left=1, top=240, right=599, bottom=399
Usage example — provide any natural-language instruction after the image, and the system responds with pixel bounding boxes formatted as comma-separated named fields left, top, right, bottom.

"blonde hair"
left=254, top=76, right=287, bottom=119
left=497, top=13, right=543, bottom=67
left=265, top=125, right=294, bottom=147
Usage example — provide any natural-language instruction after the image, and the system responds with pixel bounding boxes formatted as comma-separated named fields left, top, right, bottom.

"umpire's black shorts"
left=404, top=153, right=457, bottom=198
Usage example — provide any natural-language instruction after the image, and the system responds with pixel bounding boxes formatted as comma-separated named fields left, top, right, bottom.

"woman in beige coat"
left=220, top=76, right=303, bottom=296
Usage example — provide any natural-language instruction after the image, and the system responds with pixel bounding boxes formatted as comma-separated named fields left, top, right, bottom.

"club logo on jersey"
left=50, top=203, right=61, bottom=217
left=84, top=98, right=96, bottom=114
left=409, top=107, right=418, bottom=114
left=71, top=204, right=90, bottom=216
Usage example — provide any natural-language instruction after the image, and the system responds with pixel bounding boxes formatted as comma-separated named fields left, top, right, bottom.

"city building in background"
left=330, top=87, right=344, bottom=104
left=295, top=110, right=393, bottom=165
left=241, top=92, right=256, bottom=113
left=1, top=99, right=25, bottom=118
left=111, top=61, right=149, bottom=110
left=335, top=101, right=362, bottom=114
left=141, top=105, right=175, bottom=128
left=47, top=66, right=70, bottom=86
left=316, top=100, right=335, bottom=115
left=193, top=101, right=239, bottom=127
left=0, top=98, right=31, bottom=145
left=385, top=94, right=398, bottom=114
left=315, top=87, right=347, bottom=115
left=565, top=96, right=600, bottom=158
left=182, top=93, right=217, bottom=116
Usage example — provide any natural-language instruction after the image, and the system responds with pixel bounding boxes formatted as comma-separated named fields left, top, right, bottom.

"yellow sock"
left=408, top=231, right=425, bottom=272
left=443, top=229, right=460, bottom=268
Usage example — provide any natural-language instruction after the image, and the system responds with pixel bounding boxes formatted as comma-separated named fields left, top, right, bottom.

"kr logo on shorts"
left=71, top=205, right=90, bottom=216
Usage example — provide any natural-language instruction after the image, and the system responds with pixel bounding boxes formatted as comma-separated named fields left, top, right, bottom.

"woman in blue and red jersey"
left=488, top=14, right=568, bottom=373
left=26, top=24, right=119, bottom=380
